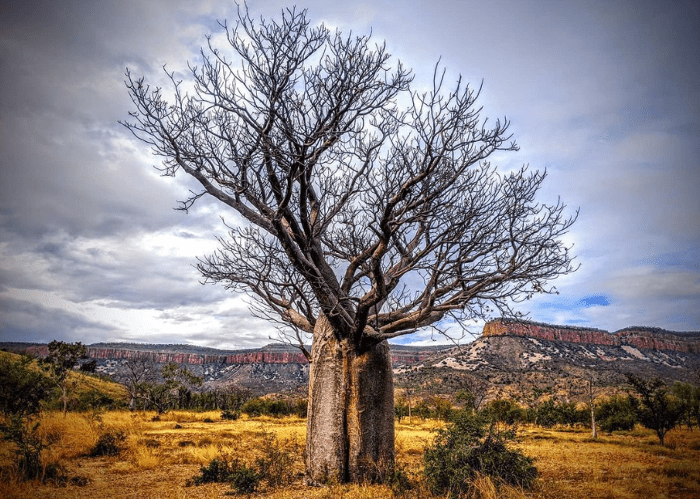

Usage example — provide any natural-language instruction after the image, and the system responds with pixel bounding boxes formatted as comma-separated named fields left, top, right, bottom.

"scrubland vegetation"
left=1, top=410, right=699, bottom=498
left=2, top=349, right=700, bottom=498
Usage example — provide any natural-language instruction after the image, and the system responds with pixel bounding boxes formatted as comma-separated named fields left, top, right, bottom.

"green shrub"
left=484, top=399, right=526, bottom=425
left=423, top=410, right=537, bottom=496
left=596, top=395, right=637, bottom=432
left=192, top=458, right=233, bottom=485
left=0, top=355, right=52, bottom=417
left=230, top=464, right=260, bottom=494
left=189, top=429, right=300, bottom=492
left=292, top=399, right=308, bottom=418
left=221, top=409, right=240, bottom=420
left=190, top=456, right=261, bottom=492
left=241, top=397, right=266, bottom=417
left=241, top=397, right=307, bottom=418
left=534, top=399, right=560, bottom=427
left=0, top=415, right=45, bottom=481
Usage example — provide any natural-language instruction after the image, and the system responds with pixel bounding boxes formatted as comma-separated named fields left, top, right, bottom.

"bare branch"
left=123, top=6, right=577, bottom=353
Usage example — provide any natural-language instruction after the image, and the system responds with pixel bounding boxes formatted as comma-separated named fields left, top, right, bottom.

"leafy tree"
left=596, top=395, right=637, bottom=433
left=394, top=397, right=409, bottom=422
left=432, top=396, right=455, bottom=422
left=79, top=359, right=98, bottom=373
left=484, top=398, right=526, bottom=425
left=672, top=381, right=700, bottom=429
left=39, top=341, right=87, bottom=416
left=627, top=375, right=685, bottom=446
left=221, top=386, right=252, bottom=412
left=556, top=401, right=584, bottom=427
left=0, top=354, right=52, bottom=417
left=423, top=410, right=537, bottom=496
left=123, top=5, right=577, bottom=483
left=534, top=399, right=559, bottom=428
left=0, top=354, right=54, bottom=481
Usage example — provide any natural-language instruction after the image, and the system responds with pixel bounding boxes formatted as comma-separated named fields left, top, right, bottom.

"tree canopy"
left=123, top=5, right=576, bottom=352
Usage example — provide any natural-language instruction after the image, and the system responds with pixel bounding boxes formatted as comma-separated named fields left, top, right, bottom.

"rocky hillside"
left=2, top=342, right=446, bottom=395
left=395, top=319, right=700, bottom=406
left=4, top=319, right=698, bottom=399
left=483, top=318, right=700, bottom=353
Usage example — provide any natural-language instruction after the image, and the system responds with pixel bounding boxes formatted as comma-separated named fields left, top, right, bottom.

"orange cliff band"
left=483, top=318, right=700, bottom=354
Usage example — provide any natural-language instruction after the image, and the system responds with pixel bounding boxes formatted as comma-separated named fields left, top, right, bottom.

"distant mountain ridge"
left=2, top=341, right=447, bottom=366
left=3, top=319, right=699, bottom=397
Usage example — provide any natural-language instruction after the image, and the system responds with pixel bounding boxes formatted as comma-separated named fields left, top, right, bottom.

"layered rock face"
left=483, top=319, right=700, bottom=354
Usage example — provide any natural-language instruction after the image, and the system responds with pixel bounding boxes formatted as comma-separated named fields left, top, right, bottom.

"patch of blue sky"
left=664, top=314, right=700, bottom=329
left=540, top=294, right=612, bottom=311
left=634, top=248, right=700, bottom=272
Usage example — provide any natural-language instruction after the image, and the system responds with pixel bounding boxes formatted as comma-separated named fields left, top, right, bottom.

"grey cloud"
left=1, top=0, right=698, bottom=348
left=0, top=295, right=120, bottom=343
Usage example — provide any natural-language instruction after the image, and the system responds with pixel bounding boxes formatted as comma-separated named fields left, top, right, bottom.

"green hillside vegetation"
left=0, top=350, right=128, bottom=413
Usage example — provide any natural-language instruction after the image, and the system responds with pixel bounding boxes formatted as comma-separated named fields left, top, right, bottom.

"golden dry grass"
left=1, top=411, right=699, bottom=498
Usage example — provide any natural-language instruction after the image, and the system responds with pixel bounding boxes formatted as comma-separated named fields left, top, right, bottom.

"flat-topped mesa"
left=483, top=318, right=700, bottom=353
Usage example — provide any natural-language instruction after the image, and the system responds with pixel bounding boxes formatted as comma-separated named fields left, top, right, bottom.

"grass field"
left=1, top=411, right=699, bottom=498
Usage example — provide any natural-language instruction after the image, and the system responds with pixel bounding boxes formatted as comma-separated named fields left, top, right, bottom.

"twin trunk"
left=305, top=316, right=395, bottom=484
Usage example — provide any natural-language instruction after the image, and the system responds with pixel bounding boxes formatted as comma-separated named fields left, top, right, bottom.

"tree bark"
left=306, top=315, right=395, bottom=484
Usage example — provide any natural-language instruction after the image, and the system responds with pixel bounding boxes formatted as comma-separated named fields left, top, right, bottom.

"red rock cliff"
left=483, top=319, right=700, bottom=353
left=20, top=345, right=436, bottom=366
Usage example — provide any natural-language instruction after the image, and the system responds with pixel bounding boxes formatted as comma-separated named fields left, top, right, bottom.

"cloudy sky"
left=1, top=0, right=698, bottom=349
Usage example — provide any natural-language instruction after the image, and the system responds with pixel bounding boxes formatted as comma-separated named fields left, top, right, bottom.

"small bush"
left=221, top=409, right=240, bottom=420
left=387, top=464, right=412, bottom=495
left=255, top=428, right=299, bottom=487
left=423, top=410, right=537, bottom=497
left=192, top=457, right=233, bottom=485
left=90, top=431, right=126, bottom=457
left=190, top=456, right=261, bottom=492
left=230, top=464, right=261, bottom=494
left=189, top=429, right=299, bottom=493
left=484, top=399, right=527, bottom=425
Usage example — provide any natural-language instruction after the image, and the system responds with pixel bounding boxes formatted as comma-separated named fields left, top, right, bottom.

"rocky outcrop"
left=483, top=319, right=700, bottom=353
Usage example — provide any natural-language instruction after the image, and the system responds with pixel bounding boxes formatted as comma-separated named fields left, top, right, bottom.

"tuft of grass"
left=663, top=461, right=699, bottom=479
left=197, top=436, right=214, bottom=447
left=132, top=446, right=161, bottom=469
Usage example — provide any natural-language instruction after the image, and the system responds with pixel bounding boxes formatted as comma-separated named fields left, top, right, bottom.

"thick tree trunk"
left=306, top=315, right=395, bottom=484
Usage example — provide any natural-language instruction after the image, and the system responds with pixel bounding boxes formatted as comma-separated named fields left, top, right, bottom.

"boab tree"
left=123, top=6, right=577, bottom=483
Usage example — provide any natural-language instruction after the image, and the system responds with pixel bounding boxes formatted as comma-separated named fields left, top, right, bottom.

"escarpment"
left=13, top=342, right=442, bottom=367
left=483, top=318, right=700, bottom=354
